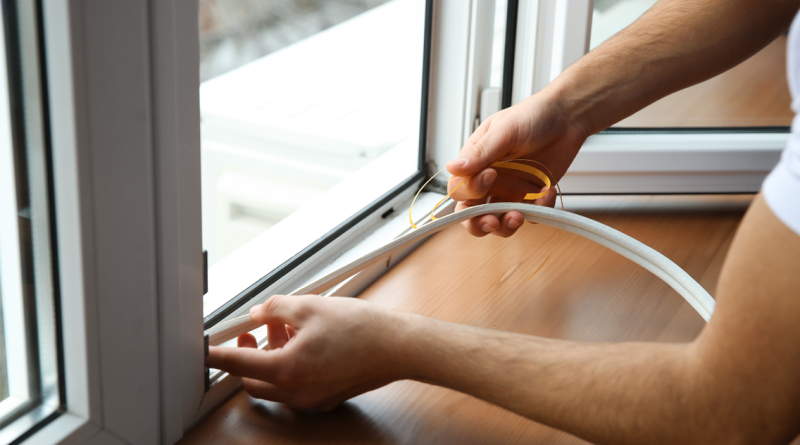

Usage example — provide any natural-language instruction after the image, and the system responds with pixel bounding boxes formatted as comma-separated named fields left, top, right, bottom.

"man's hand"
left=446, top=91, right=587, bottom=238
left=446, top=0, right=800, bottom=240
left=205, top=295, right=412, bottom=411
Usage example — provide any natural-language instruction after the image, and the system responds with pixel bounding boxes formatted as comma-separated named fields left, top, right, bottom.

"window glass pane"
left=591, top=0, right=792, bottom=128
left=0, top=0, right=63, bottom=438
left=200, top=0, right=427, bottom=318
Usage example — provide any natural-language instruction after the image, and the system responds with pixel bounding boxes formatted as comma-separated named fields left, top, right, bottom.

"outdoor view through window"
left=200, top=0, right=426, bottom=316
left=592, top=0, right=793, bottom=128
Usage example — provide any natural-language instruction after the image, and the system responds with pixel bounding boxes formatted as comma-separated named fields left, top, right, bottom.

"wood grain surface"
left=617, top=36, right=792, bottom=128
left=181, top=198, right=771, bottom=444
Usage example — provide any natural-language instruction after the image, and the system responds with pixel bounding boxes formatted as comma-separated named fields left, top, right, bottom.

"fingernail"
left=482, top=171, right=496, bottom=187
left=481, top=223, right=495, bottom=233
left=249, top=305, right=260, bottom=317
left=547, top=186, right=557, bottom=200
left=447, top=158, right=467, bottom=168
left=508, top=219, right=521, bottom=229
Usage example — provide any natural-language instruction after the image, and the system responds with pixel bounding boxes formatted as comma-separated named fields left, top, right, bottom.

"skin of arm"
left=405, top=195, right=800, bottom=444
left=207, top=196, right=800, bottom=444
left=206, top=0, right=800, bottom=442
left=446, top=0, right=800, bottom=238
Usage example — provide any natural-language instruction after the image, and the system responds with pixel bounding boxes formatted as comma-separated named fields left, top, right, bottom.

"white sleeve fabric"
left=762, top=12, right=800, bottom=237
left=763, top=140, right=800, bottom=237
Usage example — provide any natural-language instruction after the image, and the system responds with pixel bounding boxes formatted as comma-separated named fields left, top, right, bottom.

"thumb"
left=250, top=294, right=307, bottom=326
left=446, top=116, right=516, bottom=177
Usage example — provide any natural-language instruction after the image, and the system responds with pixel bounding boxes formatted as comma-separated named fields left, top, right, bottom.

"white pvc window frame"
left=199, top=0, right=432, bottom=330
left=199, top=0, right=431, bottom=322
left=10, top=0, right=496, bottom=443
left=427, top=0, right=499, bottom=175
left=203, top=0, right=504, bottom=333
left=201, top=0, right=500, bottom=422
left=506, top=0, right=786, bottom=194
left=22, top=1, right=204, bottom=443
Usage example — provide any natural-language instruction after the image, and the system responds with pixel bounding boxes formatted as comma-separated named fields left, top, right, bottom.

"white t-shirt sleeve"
left=763, top=141, right=800, bottom=237
left=764, top=12, right=800, bottom=237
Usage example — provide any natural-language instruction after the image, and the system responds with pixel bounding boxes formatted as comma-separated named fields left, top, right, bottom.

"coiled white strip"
left=206, top=203, right=715, bottom=346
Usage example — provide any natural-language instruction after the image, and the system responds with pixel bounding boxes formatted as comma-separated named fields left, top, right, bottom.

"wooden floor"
left=618, top=35, right=793, bottom=127
left=181, top=197, right=767, bottom=444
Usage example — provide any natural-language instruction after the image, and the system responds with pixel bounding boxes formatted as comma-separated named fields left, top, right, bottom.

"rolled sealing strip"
left=206, top=202, right=715, bottom=347
left=409, top=159, right=563, bottom=281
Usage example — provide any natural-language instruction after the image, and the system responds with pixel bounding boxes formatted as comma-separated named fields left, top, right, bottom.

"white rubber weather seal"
left=206, top=203, right=715, bottom=346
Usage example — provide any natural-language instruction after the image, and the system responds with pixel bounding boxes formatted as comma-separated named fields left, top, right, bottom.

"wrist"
left=389, top=311, right=477, bottom=389
left=538, top=73, right=599, bottom=139
left=384, top=310, right=432, bottom=381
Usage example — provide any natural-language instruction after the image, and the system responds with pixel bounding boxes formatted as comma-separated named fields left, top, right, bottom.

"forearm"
left=543, top=0, right=799, bottom=135
left=399, top=317, right=710, bottom=444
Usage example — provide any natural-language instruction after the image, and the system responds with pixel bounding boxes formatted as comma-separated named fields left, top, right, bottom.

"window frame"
left=25, top=0, right=782, bottom=442
left=505, top=0, right=788, bottom=194
left=200, top=0, right=431, bottom=328
left=199, top=0, right=499, bottom=422
left=200, top=0, right=505, bottom=331
left=17, top=0, right=498, bottom=443
left=23, top=0, right=204, bottom=443
left=199, top=0, right=434, bottom=325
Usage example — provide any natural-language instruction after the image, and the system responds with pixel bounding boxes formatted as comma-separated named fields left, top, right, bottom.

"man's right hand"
left=445, top=90, right=588, bottom=238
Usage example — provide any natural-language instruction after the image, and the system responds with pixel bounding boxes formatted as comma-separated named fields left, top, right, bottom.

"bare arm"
left=402, top=197, right=800, bottom=444
left=554, top=0, right=800, bottom=135
left=206, top=1, right=800, bottom=442
left=208, top=196, right=800, bottom=444
left=446, top=0, right=800, bottom=238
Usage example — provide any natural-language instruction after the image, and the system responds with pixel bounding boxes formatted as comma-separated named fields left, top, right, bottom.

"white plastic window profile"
left=502, top=0, right=786, bottom=194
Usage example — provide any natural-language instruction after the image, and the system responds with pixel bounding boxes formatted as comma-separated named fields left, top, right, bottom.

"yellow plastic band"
left=408, top=159, right=565, bottom=282
left=409, top=159, right=557, bottom=229
left=491, top=160, right=551, bottom=200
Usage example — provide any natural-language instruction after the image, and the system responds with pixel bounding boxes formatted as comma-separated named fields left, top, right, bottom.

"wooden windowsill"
left=182, top=197, right=759, bottom=444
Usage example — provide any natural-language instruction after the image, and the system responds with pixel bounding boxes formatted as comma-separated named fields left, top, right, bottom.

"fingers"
left=447, top=168, right=496, bottom=201
left=238, top=333, right=257, bottom=349
left=455, top=200, right=498, bottom=237
left=241, top=377, right=295, bottom=405
left=534, top=184, right=558, bottom=209
left=489, top=207, right=525, bottom=238
left=446, top=119, right=491, bottom=177
left=267, top=323, right=290, bottom=350
left=206, top=345, right=279, bottom=381
left=251, top=295, right=306, bottom=350
left=449, top=169, right=533, bottom=202
left=454, top=184, right=557, bottom=238
left=241, top=378, right=344, bottom=411
left=250, top=294, right=315, bottom=326
left=446, top=113, right=516, bottom=177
